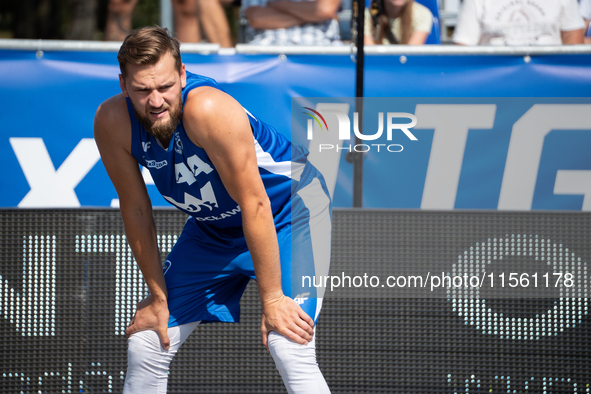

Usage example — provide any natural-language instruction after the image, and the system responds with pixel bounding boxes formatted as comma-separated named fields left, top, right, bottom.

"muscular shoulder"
left=184, top=85, right=231, bottom=117
left=93, top=93, right=132, bottom=149
left=183, top=86, right=250, bottom=146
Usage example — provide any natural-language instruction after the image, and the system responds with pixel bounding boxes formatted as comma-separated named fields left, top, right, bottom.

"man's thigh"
left=164, top=219, right=251, bottom=327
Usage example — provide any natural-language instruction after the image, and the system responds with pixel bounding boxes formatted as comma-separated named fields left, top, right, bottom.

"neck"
left=146, top=128, right=174, bottom=149
left=159, top=135, right=172, bottom=148
left=385, top=2, right=404, bottom=19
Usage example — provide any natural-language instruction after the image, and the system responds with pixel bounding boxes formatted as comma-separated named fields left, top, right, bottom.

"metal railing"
left=2, top=38, right=591, bottom=56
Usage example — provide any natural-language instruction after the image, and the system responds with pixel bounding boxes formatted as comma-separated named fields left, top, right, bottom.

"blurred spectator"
left=453, top=0, right=585, bottom=45
left=242, top=0, right=341, bottom=45
left=105, top=0, right=233, bottom=47
left=9, top=0, right=64, bottom=39
left=172, top=0, right=234, bottom=46
left=105, top=0, right=139, bottom=41
left=580, top=0, right=591, bottom=43
left=195, top=0, right=234, bottom=47
left=364, top=0, right=433, bottom=45
left=69, top=0, right=98, bottom=40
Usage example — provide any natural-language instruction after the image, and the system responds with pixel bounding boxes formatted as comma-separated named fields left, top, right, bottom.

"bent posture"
left=94, top=26, right=332, bottom=393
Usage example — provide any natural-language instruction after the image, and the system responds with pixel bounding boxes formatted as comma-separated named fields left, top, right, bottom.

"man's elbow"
left=241, top=196, right=272, bottom=219
left=255, top=197, right=272, bottom=214
left=121, top=199, right=153, bottom=220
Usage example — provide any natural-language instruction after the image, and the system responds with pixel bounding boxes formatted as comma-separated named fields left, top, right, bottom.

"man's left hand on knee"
left=260, top=294, right=314, bottom=350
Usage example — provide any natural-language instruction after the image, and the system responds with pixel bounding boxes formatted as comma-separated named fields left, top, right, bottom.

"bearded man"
left=94, top=26, right=332, bottom=393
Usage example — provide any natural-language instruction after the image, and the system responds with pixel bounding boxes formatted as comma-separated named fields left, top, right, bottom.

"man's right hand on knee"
left=125, top=294, right=171, bottom=351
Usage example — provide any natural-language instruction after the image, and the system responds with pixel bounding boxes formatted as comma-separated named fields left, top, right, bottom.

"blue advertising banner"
left=1, top=49, right=590, bottom=210
left=293, top=97, right=591, bottom=210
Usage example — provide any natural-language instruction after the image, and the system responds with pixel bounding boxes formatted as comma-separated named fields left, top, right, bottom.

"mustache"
left=131, top=94, right=184, bottom=144
left=148, top=104, right=170, bottom=113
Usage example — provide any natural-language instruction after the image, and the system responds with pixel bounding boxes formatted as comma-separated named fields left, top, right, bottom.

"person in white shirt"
left=453, top=0, right=585, bottom=46
left=580, top=0, right=591, bottom=43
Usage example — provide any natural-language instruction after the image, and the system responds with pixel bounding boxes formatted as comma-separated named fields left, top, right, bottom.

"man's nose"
left=148, top=91, right=164, bottom=109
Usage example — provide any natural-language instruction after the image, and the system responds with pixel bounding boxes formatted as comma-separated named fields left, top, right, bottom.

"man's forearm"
left=561, top=28, right=584, bottom=44
left=245, top=6, right=306, bottom=30
left=268, top=0, right=339, bottom=23
left=121, top=205, right=168, bottom=301
left=241, top=201, right=284, bottom=304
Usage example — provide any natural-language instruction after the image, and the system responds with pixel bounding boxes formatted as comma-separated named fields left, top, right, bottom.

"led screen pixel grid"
left=1, top=209, right=590, bottom=393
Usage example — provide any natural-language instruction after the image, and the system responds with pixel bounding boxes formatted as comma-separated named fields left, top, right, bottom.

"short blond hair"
left=117, top=26, right=182, bottom=79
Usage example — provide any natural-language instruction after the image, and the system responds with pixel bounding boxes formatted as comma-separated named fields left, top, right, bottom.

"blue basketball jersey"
left=126, top=72, right=308, bottom=229
left=124, top=72, right=332, bottom=327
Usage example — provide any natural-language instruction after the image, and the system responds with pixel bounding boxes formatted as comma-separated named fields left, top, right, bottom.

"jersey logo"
left=175, top=155, right=214, bottom=185
left=146, top=159, right=167, bottom=169
left=142, top=142, right=151, bottom=152
left=162, top=260, right=172, bottom=275
left=174, top=132, right=183, bottom=154
left=163, top=183, right=218, bottom=212
left=294, top=293, right=310, bottom=305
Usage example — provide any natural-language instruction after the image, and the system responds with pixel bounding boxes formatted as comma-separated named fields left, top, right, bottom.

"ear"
left=180, top=63, right=187, bottom=89
left=119, top=74, right=129, bottom=97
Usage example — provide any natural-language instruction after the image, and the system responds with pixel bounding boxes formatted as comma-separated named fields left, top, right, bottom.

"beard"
left=132, top=94, right=183, bottom=145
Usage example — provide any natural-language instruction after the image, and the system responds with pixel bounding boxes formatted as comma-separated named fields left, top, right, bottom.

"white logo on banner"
left=10, top=138, right=101, bottom=208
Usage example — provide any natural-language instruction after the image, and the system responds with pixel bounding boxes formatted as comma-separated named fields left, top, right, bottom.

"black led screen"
left=1, top=209, right=590, bottom=393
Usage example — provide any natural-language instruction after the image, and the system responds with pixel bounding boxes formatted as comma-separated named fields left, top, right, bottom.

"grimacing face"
left=119, top=52, right=187, bottom=145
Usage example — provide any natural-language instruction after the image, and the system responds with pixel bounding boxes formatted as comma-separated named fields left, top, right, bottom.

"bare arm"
left=197, top=0, right=232, bottom=47
left=94, top=95, right=171, bottom=349
left=407, top=30, right=429, bottom=45
left=561, top=28, right=584, bottom=44
left=182, top=87, right=315, bottom=347
left=364, top=35, right=376, bottom=45
left=104, top=0, right=139, bottom=41
left=269, top=0, right=341, bottom=23
left=244, top=6, right=307, bottom=29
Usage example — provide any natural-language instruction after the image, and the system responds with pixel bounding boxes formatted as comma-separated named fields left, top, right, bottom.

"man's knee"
left=127, top=330, right=173, bottom=373
left=267, top=331, right=330, bottom=394
left=123, top=331, right=172, bottom=393
left=267, top=331, right=318, bottom=373
left=123, top=323, right=198, bottom=393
